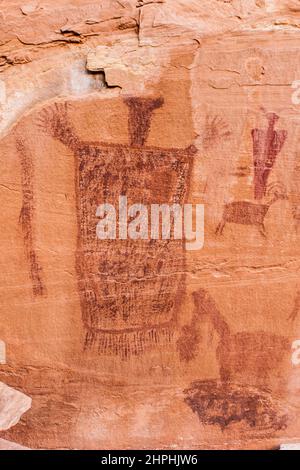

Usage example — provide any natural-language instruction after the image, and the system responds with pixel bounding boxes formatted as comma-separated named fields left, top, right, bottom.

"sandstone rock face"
left=0, top=0, right=300, bottom=450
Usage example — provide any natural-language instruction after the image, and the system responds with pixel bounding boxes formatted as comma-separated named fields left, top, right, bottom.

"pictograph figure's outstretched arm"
left=37, top=102, right=83, bottom=151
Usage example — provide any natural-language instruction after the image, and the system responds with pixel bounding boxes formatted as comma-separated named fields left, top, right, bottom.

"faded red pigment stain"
left=251, top=113, right=287, bottom=200
left=288, top=289, right=300, bottom=322
left=177, top=288, right=230, bottom=363
left=202, top=114, right=231, bottom=151
left=38, top=99, right=196, bottom=359
left=292, top=204, right=300, bottom=233
left=15, top=136, right=46, bottom=297
left=182, top=289, right=289, bottom=432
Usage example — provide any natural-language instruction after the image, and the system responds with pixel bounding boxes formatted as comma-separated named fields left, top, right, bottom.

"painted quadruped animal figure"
left=182, top=289, right=290, bottom=432
left=215, top=183, right=287, bottom=238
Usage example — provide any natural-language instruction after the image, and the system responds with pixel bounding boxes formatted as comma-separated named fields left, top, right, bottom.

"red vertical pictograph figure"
left=251, top=113, right=287, bottom=200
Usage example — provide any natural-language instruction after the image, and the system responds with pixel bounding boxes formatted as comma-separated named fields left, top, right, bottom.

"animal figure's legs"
left=215, top=219, right=225, bottom=235
left=258, top=223, right=267, bottom=238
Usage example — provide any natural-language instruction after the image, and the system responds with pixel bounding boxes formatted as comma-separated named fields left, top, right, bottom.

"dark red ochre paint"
left=251, top=113, right=287, bottom=200
left=182, top=289, right=289, bottom=432
left=288, top=290, right=300, bottom=322
left=16, top=137, right=46, bottom=297
left=38, top=98, right=196, bottom=358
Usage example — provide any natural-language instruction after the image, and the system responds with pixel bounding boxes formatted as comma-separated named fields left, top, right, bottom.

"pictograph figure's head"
left=124, top=96, right=164, bottom=147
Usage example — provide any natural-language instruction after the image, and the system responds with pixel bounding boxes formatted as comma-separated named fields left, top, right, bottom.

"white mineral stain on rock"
left=0, top=340, right=6, bottom=364
left=70, top=61, right=105, bottom=95
left=0, top=438, right=30, bottom=450
left=0, top=80, right=6, bottom=106
left=0, top=382, right=31, bottom=431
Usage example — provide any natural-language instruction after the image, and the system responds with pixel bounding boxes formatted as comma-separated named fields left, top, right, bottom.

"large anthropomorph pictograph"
left=37, top=97, right=197, bottom=358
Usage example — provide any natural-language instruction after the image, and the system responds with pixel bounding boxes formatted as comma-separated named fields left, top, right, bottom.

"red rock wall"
left=0, top=0, right=299, bottom=449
